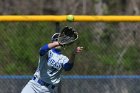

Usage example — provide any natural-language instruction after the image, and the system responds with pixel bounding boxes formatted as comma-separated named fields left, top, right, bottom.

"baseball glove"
left=58, top=26, right=78, bottom=45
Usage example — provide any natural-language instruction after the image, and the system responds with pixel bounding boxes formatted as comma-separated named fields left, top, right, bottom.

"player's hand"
left=58, top=26, right=78, bottom=45
left=75, top=46, right=83, bottom=53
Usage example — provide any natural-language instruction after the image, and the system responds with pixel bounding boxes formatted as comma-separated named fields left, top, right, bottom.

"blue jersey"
left=34, top=44, right=72, bottom=86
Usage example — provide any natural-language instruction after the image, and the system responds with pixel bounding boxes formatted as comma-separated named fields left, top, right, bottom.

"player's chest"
left=47, top=54, right=63, bottom=70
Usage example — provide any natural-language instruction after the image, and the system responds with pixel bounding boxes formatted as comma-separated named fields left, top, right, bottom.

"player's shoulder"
left=48, top=49, right=68, bottom=58
left=47, top=49, right=52, bottom=56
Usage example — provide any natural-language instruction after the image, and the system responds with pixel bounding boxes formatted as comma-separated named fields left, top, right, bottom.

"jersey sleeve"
left=62, top=57, right=69, bottom=65
left=39, top=44, right=50, bottom=56
left=62, top=57, right=74, bottom=71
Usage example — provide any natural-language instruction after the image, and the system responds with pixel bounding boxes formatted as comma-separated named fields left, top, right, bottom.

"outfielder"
left=21, top=26, right=83, bottom=93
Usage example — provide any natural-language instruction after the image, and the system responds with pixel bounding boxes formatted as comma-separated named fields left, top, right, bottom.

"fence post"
left=55, top=22, right=62, bottom=93
left=55, top=22, right=60, bottom=33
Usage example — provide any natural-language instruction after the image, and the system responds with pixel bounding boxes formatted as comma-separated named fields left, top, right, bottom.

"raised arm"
left=63, top=46, right=83, bottom=71
left=39, top=41, right=60, bottom=56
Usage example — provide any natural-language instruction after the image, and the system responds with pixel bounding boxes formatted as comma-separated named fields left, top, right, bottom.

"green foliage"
left=0, top=22, right=140, bottom=75
left=0, top=22, right=55, bottom=74
left=123, top=46, right=140, bottom=72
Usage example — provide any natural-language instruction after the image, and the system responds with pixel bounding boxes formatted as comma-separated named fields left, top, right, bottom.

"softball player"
left=21, top=29, right=83, bottom=93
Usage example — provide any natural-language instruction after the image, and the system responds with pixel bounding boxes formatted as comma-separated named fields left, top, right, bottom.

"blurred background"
left=0, top=0, right=140, bottom=15
left=0, top=0, right=140, bottom=93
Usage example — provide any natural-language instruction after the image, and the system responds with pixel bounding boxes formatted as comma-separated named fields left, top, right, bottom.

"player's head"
left=51, top=33, right=62, bottom=49
left=51, top=33, right=60, bottom=42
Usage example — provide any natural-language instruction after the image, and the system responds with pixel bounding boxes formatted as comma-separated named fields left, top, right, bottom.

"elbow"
left=39, top=49, right=46, bottom=56
left=39, top=44, right=49, bottom=56
left=63, top=63, right=73, bottom=71
left=39, top=48, right=49, bottom=56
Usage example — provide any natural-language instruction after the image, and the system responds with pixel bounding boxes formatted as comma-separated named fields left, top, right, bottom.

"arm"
left=48, top=42, right=60, bottom=49
left=63, top=47, right=83, bottom=71
left=39, top=41, right=60, bottom=56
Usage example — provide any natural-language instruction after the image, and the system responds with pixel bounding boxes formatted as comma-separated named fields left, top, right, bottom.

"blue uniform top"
left=34, top=44, right=73, bottom=86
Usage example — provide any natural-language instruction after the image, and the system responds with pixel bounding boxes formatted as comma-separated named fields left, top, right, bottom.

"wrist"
left=54, top=41, right=60, bottom=46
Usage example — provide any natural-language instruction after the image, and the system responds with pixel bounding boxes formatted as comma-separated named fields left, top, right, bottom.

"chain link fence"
left=0, top=22, right=140, bottom=93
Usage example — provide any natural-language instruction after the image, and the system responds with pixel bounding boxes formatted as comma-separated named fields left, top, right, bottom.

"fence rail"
left=0, top=15, right=140, bottom=22
left=1, top=75, right=140, bottom=79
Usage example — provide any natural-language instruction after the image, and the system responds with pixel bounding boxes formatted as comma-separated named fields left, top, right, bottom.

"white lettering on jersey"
left=48, top=59, right=62, bottom=69
left=34, top=49, right=69, bottom=85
